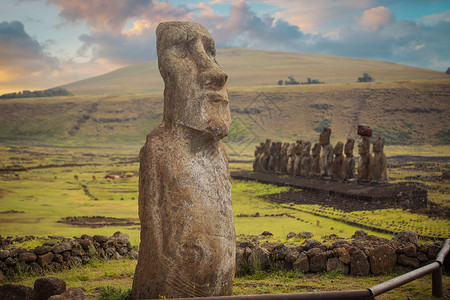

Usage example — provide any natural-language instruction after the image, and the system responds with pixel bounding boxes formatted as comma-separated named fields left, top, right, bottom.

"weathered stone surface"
left=92, top=235, right=108, bottom=244
left=402, top=243, right=417, bottom=257
left=52, top=242, right=72, bottom=254
left=132, top=21, right=235, bottom=300
left=293, top=252, right=309, bottom=273
left=33, top=277, right=66, bottom=300
left=427, top=243, right=441, bottom=259
left=393, top=231, right=418, bottom=245
left=19, top=252, right=37, bottom=263
left=326, top=257, right=349, bottom=274
left=397, top=254, right=419, bottom=269
left=309, top=252, right=326, bottom=273
left=10, top=247, right=25, bottom=257
left=357, top=124, right=372, bottom=137
left=53, top=254, right=63, bottom=264
left=303, top=239, right=322, bottom=250
left=248, top=247, right=271, bottom=272
left=0, top=283, right=33, bottom=300
left=286, top=232, right=296, bottom=239
left=310, top=143, right=321, bottom=175
left=71, top=244, right=85, bottom=257
left=350, top=249, right=370, bottom=276
left=36, top=252, right=54, bottom=267
left=71, top=256, right=82, bottom=267
left=0, top=270, right=5, bottom=281
left=417, top=251, right=429, bottom=263
left=48, top=287, right=86, bottom=300
left=34, top=245, right=51, bottom=255
left=319, top=127, right=333, bottom=176
left=343, top=138, right=355, bottom=180
left=368, top=245, right=396, bottom=275
left=0, top=250, right=10, bottom=260
left=331, top=141, right=344, bottom=178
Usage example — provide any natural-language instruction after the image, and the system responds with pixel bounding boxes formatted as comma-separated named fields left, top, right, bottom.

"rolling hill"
left=60, top=48, right=449, bottom=96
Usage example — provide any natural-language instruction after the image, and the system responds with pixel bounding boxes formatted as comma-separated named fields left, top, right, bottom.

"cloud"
left=357, top=6, right=396, bottom=31
left=0, top=21, right=59, bottom=82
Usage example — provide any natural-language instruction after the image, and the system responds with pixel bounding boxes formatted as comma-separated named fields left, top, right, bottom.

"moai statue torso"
left=274, top=142, right=282, bottom=173
left=293, top=140, right=303, bottom=175
left=253, top=143, right=263, bottom=171
left=357, top=136, right=372, bottom=180
left=132, top=22, right=235, bottom=299
left=259, top=139, right=271, bottom=172
left=268, top=142, right=277, bottom=171
left=310, top=143, right=321, bottom=175
left=319, top=127, right=333, bottom=177
left=370, top=136, right=387, bottom=181
left=332, top=141, right=344, bottom=178
left=343, top=138, right=355, bottom=180
left=286, top=143, right=296, bottom=175
left=280, top=142, right=290, bottom=173
left=300, top=141, right=312, bottom=176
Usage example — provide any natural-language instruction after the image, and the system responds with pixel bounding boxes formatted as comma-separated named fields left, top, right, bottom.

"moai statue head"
left=302, top=141, right=311, bottom=156
left=319, top=127, right=331, bottom=146
left=358, top=137, right=371, bottom=155
left=373, top=136, right=385, bottom=153
left=311, top=143, right=321, bottom=157
left=157, top=21, right=230, bottom=141
left=333, top=141, right=344, bottom=156
left=345, top=138, right=355, bottom=158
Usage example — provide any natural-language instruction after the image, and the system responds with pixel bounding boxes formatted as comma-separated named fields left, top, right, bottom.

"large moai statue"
left=268, top=142, right=277, bottom=171
left=286, top=143, right=296, bottom=175
left=293, top=140, right=303, bottom=175
left=331, top=141, right=344, bottom=178
left=253, top=143, right=264, bottom=171
left=259, top=139, right=271, bottom=171
left=132, top=22, right=235, bottom=299
left=357, top=125, right=372, bottom=181
left=319, top=127, right=333, bottom=177
left=310, top=143, right=321, bottom=175
left=343, top=138, right=355, bottom=180
left=300, top=141, right=312, bottom=176
left=273, top=142, right=282, bottom=173
left=370, top=136, right=387, bottom=181
left=280, top=142, right=290, bottom=173
left=357, top=136, right=372, bottom=180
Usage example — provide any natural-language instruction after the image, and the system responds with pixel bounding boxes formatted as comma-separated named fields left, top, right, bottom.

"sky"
left=1, top=0, right=450, bottom=94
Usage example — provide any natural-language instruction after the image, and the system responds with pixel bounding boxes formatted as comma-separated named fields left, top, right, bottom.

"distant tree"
left=285, top=75, right=299, bottom=85
left=302, top=77, right=324, bottom=85
left=446, top=67, right=450, bottom=75
left=0, top=87, right=72, bottom=99
left=277, top=80, right=284, bottom=85
left=357, top=73, right=374, bottom=82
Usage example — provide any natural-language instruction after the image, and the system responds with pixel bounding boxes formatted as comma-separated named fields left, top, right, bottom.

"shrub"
left=357, top=73, right=374, bottom=82
left=98, top=286, right=132, bottom=300
left=314, top=118, right=332, bottom=133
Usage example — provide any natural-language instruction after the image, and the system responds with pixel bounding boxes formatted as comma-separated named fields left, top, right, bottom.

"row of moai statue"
left=253, top=125, right=387, bottom=182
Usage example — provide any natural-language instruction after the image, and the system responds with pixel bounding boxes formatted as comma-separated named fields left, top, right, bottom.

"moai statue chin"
left=331, top=141, right=344, bottom=178
left=319, top=127, right=333, bottom=177
left=132, top=21, right=235, bottom=299
left=370, top=136, right=387, bottom=182
left=343, top=138, right=355, bottom=180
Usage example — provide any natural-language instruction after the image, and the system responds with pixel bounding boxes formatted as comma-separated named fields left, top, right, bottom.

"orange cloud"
left=358, top=6, right=396, bottom=32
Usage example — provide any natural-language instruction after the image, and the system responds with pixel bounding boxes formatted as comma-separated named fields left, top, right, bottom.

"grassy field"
left=1, top=144, right=449, bottom=298
left=60, top=48, right=449, bottom=95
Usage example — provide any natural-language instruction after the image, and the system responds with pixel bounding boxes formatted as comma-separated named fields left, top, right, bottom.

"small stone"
left=0, top=283, right=33, bottom=300
left=0, top=250, right=10, bottom=260
left=37, top=252, right=54, bottom=268
left=402, top=243, right=417, bottom=257
left=34, top=245, right=52, bottom=255
left=350, top=249, right=370, bottom=276
left=248, top=247, right=271, bottom=272
left=52, top=241, right=72, bottom=254
left=352, top=230, right=368, bottom=239
left=19, top=252, right=37, bottom=262
left=48, top=287, right=86, bottom=300
left=33, top=277, right=66, bottom=300
left=427, top=243, right=441, bottom=259
left=417, top=251, right=429, bottom=263
left=93, top=235, right=108, bottom=243
left=71, top=244, right=85, bottom=256
left=53, top=254, right=63, bottom=264
left=5, top=257, right=16, bottom=266
left=29, top=262, right=43, bottom=274
left=368, top=245, right=396, bottom=275
left=326, top=257, right=349, bottom=274
left=286, top=232, right=296, bottom=239
left=298, top=232, right=313, bottom=239
left=293, top=252, right=309, bottom=273
left=10, top=247, right=25, bottom=257
left=126, top=250, right=139, bottom=260
left=309, top=252, right=326, bottom=273
left=105, top=247, right=116, bottom=258
left=261, top=231, right=273, bottom=236
left=303, top=239, right=322, bottom=250
left=397, top=254, right=419, bottom=268
left=392, top=231, right=418, bottom=245
left=306, top=247, right=321, bottom=258
left=71, top=256, right=83, bottom=267
left=61, top=251, right=71, bottom=261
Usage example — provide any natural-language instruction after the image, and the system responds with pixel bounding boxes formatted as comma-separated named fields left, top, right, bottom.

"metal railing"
left=181, top=239, right=449, bottom=300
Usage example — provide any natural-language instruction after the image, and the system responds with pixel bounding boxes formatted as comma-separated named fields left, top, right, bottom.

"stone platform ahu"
left=132, top=22, right=236, bottom=299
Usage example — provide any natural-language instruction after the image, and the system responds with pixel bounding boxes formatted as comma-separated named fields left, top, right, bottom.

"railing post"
left=432, top=266, right=443, bottom=298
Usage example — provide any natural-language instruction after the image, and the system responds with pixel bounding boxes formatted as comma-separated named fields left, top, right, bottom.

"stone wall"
left=236, top=230, right=446, bottom=276
left=0, top=231, right=137, bottom=280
